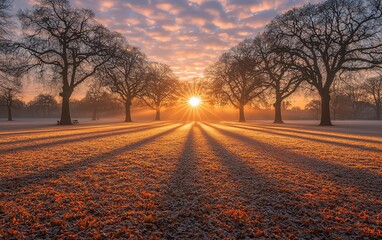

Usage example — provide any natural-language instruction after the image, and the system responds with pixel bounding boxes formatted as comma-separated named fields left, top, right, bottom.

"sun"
left=188, top=96, right=201, bottom=107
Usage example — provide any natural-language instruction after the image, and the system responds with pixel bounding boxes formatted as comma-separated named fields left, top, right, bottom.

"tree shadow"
left=224, top=123, right=382, bottom=153
left=0, top=123, right=172, bottom=154
left=0, top=122, right=129, bottom=137
left=226, top=122, right=382, bottom=145
left=197, top=124, right=322, bottom=238
left=155, top=124, right=213, bottom=239
left=206, top=123, right=382, bottom=197
left=0, top=122, right=169, bottom=146
left=0, top=123, right=184, bottom=193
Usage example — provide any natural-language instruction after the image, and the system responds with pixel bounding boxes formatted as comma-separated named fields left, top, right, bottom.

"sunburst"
left=167, top=78, right=222, bottom=121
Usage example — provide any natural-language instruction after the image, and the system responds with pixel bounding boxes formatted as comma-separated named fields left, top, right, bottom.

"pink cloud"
left=13, top=0, right=319, bottom=81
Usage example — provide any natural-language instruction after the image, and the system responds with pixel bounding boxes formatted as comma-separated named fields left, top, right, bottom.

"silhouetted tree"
left=0, top=50, right=29, bottom=121
left=0, top=0, right=12, bottom=41
left=98, top=41, right=148, bottom=122
left=305, top=100, right=321, bottom=120
left=29, top=94, right=58, bottom=117
left=330, top=80, right=345, bottom=121
left=343, top=78, right=368, bottom=119
left=84, top=81, right=106, bottom=120
left=79, top=90, right=121, bottom=118
left=268, top=0, right=382, bottom=125
left=141, top=62, right=179, bottom=121
left=254, top=33, right=303, bottom=123
left=206, top=39, right=267, bottom=122
left=18, top=0, right=119, bottom=125
left=0, top=74, right=21, bottom=121
left=364, top=76, right=382, bottom=119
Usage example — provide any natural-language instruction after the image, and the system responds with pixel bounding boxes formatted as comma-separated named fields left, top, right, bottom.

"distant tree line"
left=0, top=92, right=123, bottom=119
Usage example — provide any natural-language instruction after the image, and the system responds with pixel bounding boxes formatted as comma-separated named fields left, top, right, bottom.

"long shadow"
left=0, top=122, right=168, bottom=146
left=226, top=122, right=382, bottom=145
left=205, top=123, right=382, bottom=197
left=0, top=123, right=173, bottom=154
left=0, top=122, right=132, bottom=137
left=224, top=123, right=382, bottom=153
left=0, top=123, right=184, bottom=193
left=197, top=124, right=315, bottom=237
left=156, top=124, right=212, bottom=239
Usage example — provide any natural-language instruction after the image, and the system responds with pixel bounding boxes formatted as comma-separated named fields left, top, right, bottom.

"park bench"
left=57, top=120, right=80, bottom=125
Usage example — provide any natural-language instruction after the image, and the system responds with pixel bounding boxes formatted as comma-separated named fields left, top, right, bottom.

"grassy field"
left=0, top=121, right=381, bottom=239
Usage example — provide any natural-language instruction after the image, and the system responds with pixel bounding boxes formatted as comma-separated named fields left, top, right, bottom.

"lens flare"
left=188, top=97, right=201, bottom=107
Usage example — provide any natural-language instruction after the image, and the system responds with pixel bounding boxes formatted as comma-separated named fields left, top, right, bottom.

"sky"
left=13, top=0, right=319, bottom=80
left=13, top=0, right=319, bottom=104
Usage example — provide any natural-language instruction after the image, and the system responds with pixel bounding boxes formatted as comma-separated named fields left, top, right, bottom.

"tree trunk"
left=239, top=104, right=245, bottom=122
left=320, top=91, right=332, bottom=126
left=125, top=101, right=132, bottom=122
left=7, top=106, right=12, bottom=121
left=155, top=106, right=161, bottom=121
left=273, top=100, right=283, bottom=123
left=60, top=93, right=72, bottom=125
left=92, top=108, right=97, bottom=120
left=332, top=108, right=336, bottom=121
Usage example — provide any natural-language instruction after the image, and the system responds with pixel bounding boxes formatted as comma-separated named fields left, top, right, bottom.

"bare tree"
left=268, top=0, right=382, bottom=125
left=0, top=74, right=22, bottom=121
left=0, top=49, right=29, bottom=121
left=0, top=0, right=12, bottom=41
left=29, top=94, right=58, bottom=118
left=206, top=39, right=267, bottom=122
left=84, top=81, right=106, bottom=120
left=254, top=33, right=303, bottom=123
left=330, top=80, right=344, bottom=121
left=98, top=41, right=148, bottom=122
left=363, top=76, right=382, bottom=119
left=80, top=90, right=121, bottom=118
left=141, top=62, right=179, bottom=121
left=18, top=0, right=119, bottom=125
left=342, top=76, right=368, bottom=119
left=305, top=100, right=321, bottom=120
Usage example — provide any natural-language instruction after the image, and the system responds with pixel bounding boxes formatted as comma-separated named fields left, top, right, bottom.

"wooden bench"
left=57, top=120, right=79, bottom=125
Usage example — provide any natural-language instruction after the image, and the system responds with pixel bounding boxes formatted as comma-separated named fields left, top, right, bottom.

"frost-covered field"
left=0, top=120, right=381, bottom=239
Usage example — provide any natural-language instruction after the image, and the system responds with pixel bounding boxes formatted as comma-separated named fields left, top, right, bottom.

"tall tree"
left=330, top=80, right=345, bottom=121
left=0, top=0, right=12, bottom=41
left=84, top=81, right=106, bottom=120
left=364, top=76, right=382, bottom=120
left=18, top=0, right=118, bottom=125
left=343, top=78, right=368, bottom=119
left=305, top=100, right=321, bottom=120
left=98, top=41, right=148, bottom=122
left=206, top=39, right=267, bottom=122
left=254, top=33, right=303, bottom=123
left=268, top=0, right=382, bottom=125
left=0, top=74, right=22, bottom=121
left=141, top=62, right=179, bottom=121
left=0, top=49, right=28, bottom=121
left=29, top=94, right=58, bottom=117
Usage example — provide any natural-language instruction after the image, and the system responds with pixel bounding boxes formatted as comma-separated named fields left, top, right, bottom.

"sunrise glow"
left=188, top=96, right=201, bottom=107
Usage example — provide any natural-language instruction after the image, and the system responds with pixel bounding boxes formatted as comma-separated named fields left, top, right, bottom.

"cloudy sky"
left=14, top=0, right=319, bottom=82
